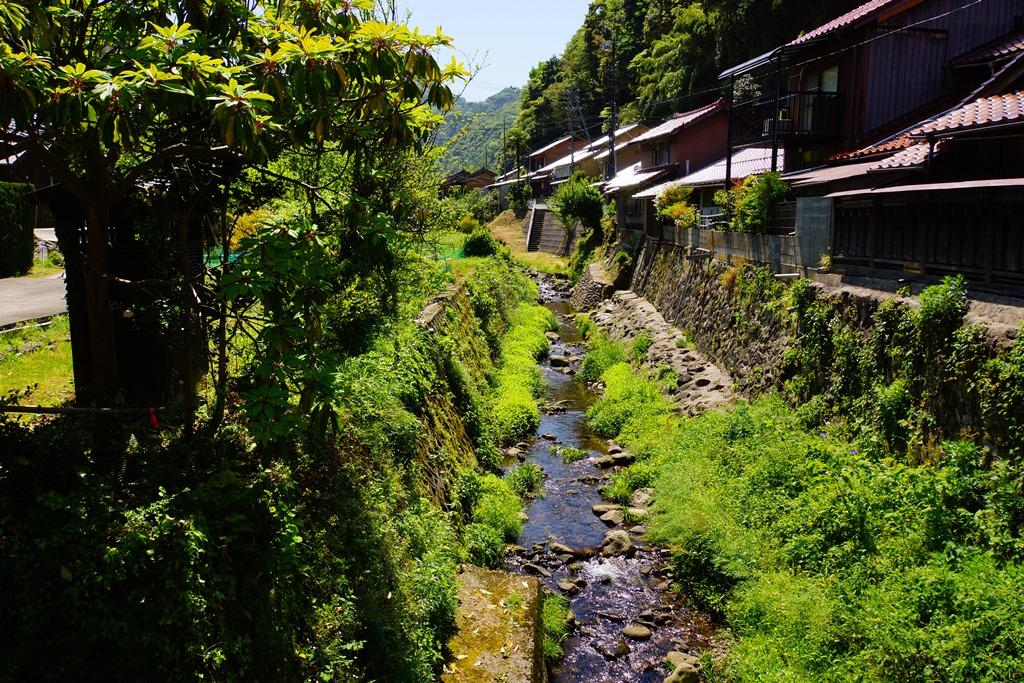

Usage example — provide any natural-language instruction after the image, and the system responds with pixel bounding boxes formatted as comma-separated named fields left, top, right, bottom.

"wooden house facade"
left=605, top=99, right=730, bottom=235
left=721, top=0, right=1024, bottom=173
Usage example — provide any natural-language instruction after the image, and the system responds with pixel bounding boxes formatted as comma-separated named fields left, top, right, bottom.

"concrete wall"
left=630, top=195, right=833, bottom=274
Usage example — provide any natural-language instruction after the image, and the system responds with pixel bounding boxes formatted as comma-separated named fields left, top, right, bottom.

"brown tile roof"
left=911, top=91, right=1024, bottom=137
left=869, top=142, right=935, bottom=169
left=788, top=0, right=901, bottom=46
left=951, top=29, right=1024, bottom=66
left=830, top=132, right=915, bottom=161
left=630, top=99, right=726, bottom=145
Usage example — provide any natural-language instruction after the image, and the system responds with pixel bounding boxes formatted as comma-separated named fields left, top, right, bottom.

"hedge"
left=0, top=182, right=36, bottom=277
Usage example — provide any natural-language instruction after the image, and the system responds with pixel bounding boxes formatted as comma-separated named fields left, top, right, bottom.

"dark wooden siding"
left=890, top=0, right=1024, bottom=59
left=833, top=189, right=1024, bottom=284
left=862, top=28, right=948, bottom=133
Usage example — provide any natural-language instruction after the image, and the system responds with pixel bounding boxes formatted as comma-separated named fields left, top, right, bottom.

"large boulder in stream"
left=602, top=529, right=635, bottom=556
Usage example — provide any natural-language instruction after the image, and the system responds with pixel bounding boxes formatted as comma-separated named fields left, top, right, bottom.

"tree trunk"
left=82, top=205, right=119, bottom=403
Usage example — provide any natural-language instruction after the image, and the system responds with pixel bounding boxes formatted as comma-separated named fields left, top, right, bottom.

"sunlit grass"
left=0, top=316, right=74, bottom=407
left=486, top=210, right=568, bottom=275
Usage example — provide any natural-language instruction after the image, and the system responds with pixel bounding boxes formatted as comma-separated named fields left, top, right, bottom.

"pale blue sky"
left=400, top=1, right=593, bottom=102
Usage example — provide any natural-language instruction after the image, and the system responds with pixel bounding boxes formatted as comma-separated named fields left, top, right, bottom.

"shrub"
left=490, top=304, right=555, bottom=444
left=506, top=463, right=545, bottom=499
left=602, top=459, right=658, bottom=504
left=473, top=474, right=523, bottom=542
left=733, top=172, right=788, bottom=234
left=508, top=181, right=532, bottom=214
left=631, top=334, right=654, bottom=361
left=457, top=214, right=481, bottom=234
left=549, top=172, right=603, bottom=234
left=465, top=522, right=504, bottom=568
left=463, top=229, right=500, bottom=257
left=0, top=182, right=36, bottom=277
left=491, top=389, right=540, bottom=444
left=578, top=333, right=627, bottom=382
left=574, top=314, right=597, bottom=340
left=655, top=185, right=699, bottom=228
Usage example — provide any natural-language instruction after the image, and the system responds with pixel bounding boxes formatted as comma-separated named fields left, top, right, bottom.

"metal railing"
left=732, top=91, right=843, bottom=144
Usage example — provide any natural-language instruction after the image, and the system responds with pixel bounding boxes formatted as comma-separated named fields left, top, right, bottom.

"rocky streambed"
left=501, top=276, right=717, bottom=683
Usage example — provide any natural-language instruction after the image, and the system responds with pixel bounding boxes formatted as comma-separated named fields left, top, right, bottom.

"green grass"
left=0, top=316, right=74, bottom=406
left=540, top=592, right=572, bottom=661
left=587, top=359, right=1024, bottom=683
left=490, top=304, right=557, bottom=444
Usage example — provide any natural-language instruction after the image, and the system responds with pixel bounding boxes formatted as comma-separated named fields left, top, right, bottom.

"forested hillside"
left=513, top=0, right=865, bottom=149
left=435, top=86, right=520, bottom=173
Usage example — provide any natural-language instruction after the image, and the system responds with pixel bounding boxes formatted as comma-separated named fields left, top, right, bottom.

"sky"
left=400, top=0, right=593, bottom=102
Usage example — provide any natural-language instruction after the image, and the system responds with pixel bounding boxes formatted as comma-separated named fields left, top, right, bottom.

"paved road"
left=0, top=275, right=67, bottom=327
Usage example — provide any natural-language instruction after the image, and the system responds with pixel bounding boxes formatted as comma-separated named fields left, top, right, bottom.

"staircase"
left=527, top=208, right=545, bottom=252
left=526, top=204, right=575, bottom=255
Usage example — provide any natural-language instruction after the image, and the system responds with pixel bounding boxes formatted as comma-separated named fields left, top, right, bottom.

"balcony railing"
left=732, top=91, right=843, bottom=145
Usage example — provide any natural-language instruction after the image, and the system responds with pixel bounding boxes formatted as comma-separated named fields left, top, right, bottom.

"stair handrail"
left=524, top=203, right=537, bottom=250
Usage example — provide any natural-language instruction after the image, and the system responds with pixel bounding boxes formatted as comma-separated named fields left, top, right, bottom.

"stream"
left=503, top=277, right=716, bottom=682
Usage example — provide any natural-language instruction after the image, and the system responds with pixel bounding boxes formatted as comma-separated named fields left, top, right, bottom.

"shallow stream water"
left=503, top=278, right=715, bottom=683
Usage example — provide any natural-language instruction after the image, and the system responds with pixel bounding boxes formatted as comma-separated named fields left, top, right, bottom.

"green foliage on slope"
left=578, top=272, right=1024, bottom=682
left=436, top=87, right=521, bottom=173
left=513, top=0, right=866, bottom=147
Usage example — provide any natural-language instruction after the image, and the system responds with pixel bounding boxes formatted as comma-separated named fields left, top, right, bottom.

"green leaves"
left=221, top=219, right=342, bottom=451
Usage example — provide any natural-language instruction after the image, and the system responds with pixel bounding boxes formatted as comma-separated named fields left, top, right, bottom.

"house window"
left=626, top=198, right=643, bottom=215
left=651, top=141, right=670, bottom=166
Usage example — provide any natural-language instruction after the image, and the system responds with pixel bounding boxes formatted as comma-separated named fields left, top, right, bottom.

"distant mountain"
left=435, top=86, right=520, bottom=175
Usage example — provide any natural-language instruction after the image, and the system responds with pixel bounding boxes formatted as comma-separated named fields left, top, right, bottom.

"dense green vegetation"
left=435, top=87, right=521, bottom=173
left=583, top=273, right=1024, bottom=682
left=0, top=251, right=554, bottom=681
left=0, top=182, right=35, bottom=277
left=513, top=0, right=864, bottom=148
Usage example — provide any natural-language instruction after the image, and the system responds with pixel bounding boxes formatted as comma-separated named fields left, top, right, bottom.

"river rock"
left=598, top=611, right=627, bottom=622
left=626, top=507, right=649, bottom=519
left=592, top=452, right=635, bottom=468
left=629, top=525, right=648, bottom=535
left=591, top=503, right=619, bottom=515
left=545, top=331, right=561, bottom=341
left=549, top=542, right=579, bottom=557
left=523, top=563, right=552, bottom=578
left=607, top=443, right=623, bottom=454
left=629, top=487, right=656, bottom=508
left=541, top=433, right=557, bottom=441
left=663, top=651, right=700, bottom=683
left=594, top=638, right=631, bottom=660
left=623, top=625, right=653, bottom=640
left=18, top=342, right=42, bottom=354
left=557, top=581, right=580, bottom=594
left=602, top=530, right=635, bottom=556
left=549, top=355, right=570, bottom=368
left=505, top=447, right=523, bottom=459
left=600, top=509, right=625, bottom=526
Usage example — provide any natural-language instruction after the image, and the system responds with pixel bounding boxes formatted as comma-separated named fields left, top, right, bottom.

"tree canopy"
left=0, top=0, right=463, bottom=402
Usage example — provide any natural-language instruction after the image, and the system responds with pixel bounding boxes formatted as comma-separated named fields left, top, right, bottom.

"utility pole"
left=566, top=85, right=577, bottom=176
left=602, top=38, right=618, bottom=181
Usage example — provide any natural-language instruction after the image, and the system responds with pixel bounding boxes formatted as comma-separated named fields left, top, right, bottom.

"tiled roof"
left=869, top=142, right=934, bottom=169
left=951, top=29, right=1024, bottom=66
left=911, top=91, right=1024, bottom=137
left=630, top=99, right=726, bottom=145
left=788, top=0, right=900, bottom=46
left=604, top=162, right=676, bottom=193
left=529, top=134, right=585, bottom=158
left=535, top=148, right=599, bottom=174
left=635, top=147, right=784, bottom=196
left=830, top=132, right=915, bottom=161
